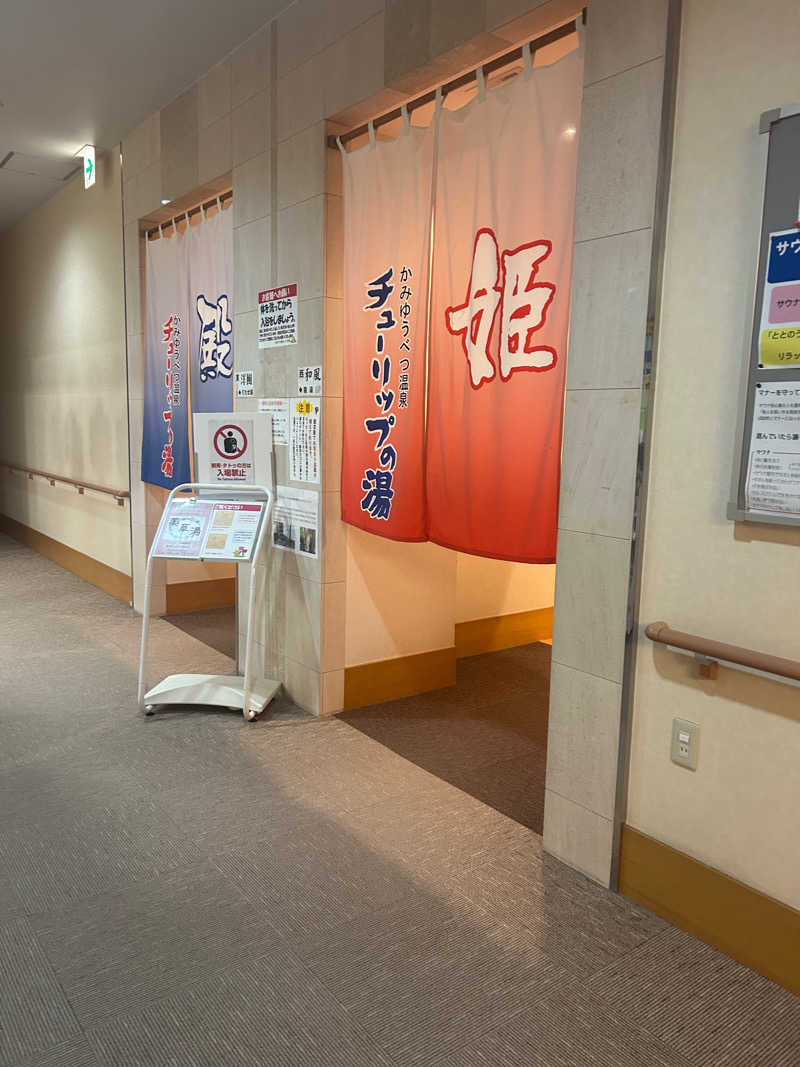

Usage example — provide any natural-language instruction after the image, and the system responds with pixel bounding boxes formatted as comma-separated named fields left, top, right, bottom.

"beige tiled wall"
left=543, top=0, right=670, bottom=886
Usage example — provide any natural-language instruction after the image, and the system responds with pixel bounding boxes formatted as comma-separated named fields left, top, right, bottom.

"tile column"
left=543, top=0, right=673, bottom=885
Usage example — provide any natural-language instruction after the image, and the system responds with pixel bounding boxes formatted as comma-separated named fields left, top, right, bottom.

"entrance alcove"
left=317, top=0, right=672, bottom=887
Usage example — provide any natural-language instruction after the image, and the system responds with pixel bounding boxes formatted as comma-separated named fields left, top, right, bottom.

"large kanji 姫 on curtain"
left=340, top=36, right=583, bottom=562
left=426, top=46, right=583, bottom=563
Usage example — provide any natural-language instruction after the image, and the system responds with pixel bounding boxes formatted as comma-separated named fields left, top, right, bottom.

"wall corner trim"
left=343, top=647, right=456, bottom=710
left=455, top=607, right=553, bottom=659
left=620, top=825, right=800, bottom=997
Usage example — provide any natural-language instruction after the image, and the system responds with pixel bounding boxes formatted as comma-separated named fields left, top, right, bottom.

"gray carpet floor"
left=165, top=605, right=237, bottom=660
left=1, top=532, right=798, bottom=1066
left=342, top=642, right=551, bottom=833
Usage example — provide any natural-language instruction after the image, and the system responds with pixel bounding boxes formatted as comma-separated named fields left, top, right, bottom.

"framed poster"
left=152, top=498, right=265, bottom=561
left=731, top=107, right=800, bottom=525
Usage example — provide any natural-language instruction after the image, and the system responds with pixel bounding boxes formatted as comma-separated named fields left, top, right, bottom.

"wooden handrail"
left=0, top=461, right=130, bottom=505
left=645, top=621, right=800, bottom=683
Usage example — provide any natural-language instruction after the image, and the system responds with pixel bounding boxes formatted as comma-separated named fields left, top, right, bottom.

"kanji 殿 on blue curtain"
left=188, top=205, right=234, bottom=413
left=426, top=37, right=583, bottom=563
left=141, top=225, right=191, bottom=488
left=141, top=204, right=234, bottom=489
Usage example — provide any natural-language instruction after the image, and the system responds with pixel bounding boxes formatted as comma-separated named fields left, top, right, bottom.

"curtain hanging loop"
left=336, top=135, right=345, bottom=155
left=368, top=119, right=376, bottom=148
left=401, top=103, right=410, bottom=133
left=476, top=65, right=486, bottom=99
left=575, top=13, right=586, bottom=47
left=434, top=85, right=443, bottom=114
left=523, top=40, right=533, bottom=74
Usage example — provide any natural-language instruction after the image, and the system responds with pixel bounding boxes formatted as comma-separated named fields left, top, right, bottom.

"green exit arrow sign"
left=82, top=145, right=95, bottom=189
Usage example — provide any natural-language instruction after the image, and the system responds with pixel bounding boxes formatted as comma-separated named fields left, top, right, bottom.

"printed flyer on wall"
left=258, top=283, right=298, bottom=348
left=153, top=498, right=265, bottom=561
left=757, top=229, right=800, bottom=368
left=272, top=485, right=319, bottom=558
left=258, top=397, right=290, bottom=446
left=290, top=398, right=321, bottom=483
left=745, top=382, right=800, bottom=515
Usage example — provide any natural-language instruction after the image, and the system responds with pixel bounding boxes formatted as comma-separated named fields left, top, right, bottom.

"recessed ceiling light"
left=161, top=199, right=171, bottom=205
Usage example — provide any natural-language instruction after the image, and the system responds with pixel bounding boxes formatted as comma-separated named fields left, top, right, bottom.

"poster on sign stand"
left=139, top=410, right=278, bottom=721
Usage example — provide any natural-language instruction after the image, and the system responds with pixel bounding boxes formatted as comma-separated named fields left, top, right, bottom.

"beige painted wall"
left=628, top=0, right=800, bottom=910
left=456, top=555, right=555, bottom=623
left=0, top=150, right=131, bottom=575
left=345, top=530, right=456, bottom=666
left=344, top=533, right=555, bottom=666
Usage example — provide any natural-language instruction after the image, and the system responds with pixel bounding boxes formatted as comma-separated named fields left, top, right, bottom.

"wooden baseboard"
left=0, top=513, right=132, bottom=604
left=455, top=606, right=553, bottom=658
left=165, top=577, right=235, bottom=614
left=620, top=825, right=800, bottom=997
left=343, top=647, right=456, bottom=710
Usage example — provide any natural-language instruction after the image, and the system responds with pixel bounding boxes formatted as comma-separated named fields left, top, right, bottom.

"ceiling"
left=0, top=0, right=292, bottom=232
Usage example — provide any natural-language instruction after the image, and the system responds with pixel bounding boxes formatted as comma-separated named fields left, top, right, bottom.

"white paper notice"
left=207, top=418, right=254, bottom=483
left=272, top=486, right=319, bottom=558
left=153, top=499, right=264, bottom=561
left=235, top=370, right=254, bottom=397
left=297, top=365, right=322, bottom=395
left=257, top=397, right=290, bottom=447
left=258, top=283, right=298, bottom=348
left=745, top=382, right=800, bottom=515
left=290, top=398, right=321, bottom=483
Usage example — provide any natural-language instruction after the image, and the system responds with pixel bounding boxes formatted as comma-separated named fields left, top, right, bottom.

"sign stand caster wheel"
left=144, top=705, right=156, bottom=716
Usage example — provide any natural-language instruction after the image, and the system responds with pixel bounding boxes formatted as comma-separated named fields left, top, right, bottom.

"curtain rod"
left=145, top=189, right=233, bottom=239
left=326, top=9, right=585, bottom=150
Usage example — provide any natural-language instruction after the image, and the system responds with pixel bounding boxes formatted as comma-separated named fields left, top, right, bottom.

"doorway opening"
left=330, top=15, right=581, bottom=834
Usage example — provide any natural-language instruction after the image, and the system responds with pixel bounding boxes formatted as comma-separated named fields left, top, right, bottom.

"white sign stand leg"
left=137, top=483, right=280, bottom=721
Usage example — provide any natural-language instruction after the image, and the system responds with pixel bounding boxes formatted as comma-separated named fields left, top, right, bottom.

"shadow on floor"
left=341, top=642, right=551, bottom=834
left=165, top=606, right=236, bottom=659
left=161, top=605, right=312, bottom=724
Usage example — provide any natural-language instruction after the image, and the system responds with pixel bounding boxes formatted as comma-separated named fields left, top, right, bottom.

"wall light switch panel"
left=671, top=718, right=698, bottom=770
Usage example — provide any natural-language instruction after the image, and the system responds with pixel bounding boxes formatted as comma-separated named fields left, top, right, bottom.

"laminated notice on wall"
left=745, top=381, right=800, bottom=514
left=207, top=418, right=254, bottom=483
left=272, top=485, right=319, bottom=558
left=153, top=498, right=264, bottom=561
left=297, top=365, right=322, bottom=395
left=757, top=230, right=800, bottom=368
left=258, top=283, right=298, bottom=348
left=235, top=370, right=254, bottom=397
left=289, top=398, right=321, bottom=483
left=257, top=397, right=290, bottom=446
